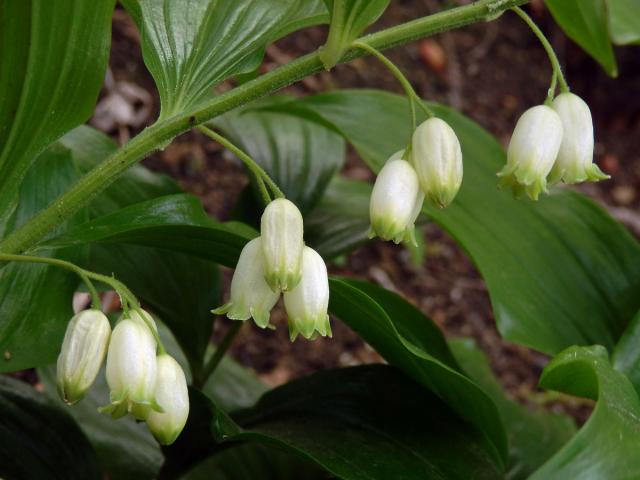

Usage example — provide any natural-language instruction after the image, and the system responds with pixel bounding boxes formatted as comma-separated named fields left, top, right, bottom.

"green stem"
left=197, top=125, right=284, bottom=203
left=0, top=0, right=528, bottom=256
left=353, top=41, right=420, bottom=133
left=0, top=253, right=167, bottom=353
left=512, top=6, right=569, bottom=97
left=0, top=253, right=102, bottom=309
left=197, top=321, right=243, bottom=387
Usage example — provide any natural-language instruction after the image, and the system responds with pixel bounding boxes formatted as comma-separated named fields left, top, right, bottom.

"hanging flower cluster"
left=369, top=117, right=463, bottom=245
left=498, top=92, right=608, bottom=200
left=56, top=308, right=189, bottom=445
left=214, top=198, right=331, bottom=341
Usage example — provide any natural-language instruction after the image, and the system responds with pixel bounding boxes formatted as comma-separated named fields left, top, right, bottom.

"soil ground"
left=48, top=1, right=640, bottom=421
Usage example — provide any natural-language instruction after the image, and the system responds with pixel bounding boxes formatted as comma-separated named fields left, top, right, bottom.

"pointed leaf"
left=545, top=0, right=617, bottom=76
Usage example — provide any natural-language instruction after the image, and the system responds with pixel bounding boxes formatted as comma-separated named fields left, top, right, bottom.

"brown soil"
left=64, top=1, right=640, bottom=422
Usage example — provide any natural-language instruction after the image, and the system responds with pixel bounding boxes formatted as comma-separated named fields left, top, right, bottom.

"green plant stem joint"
left=0, top=0, right=529, bottom=259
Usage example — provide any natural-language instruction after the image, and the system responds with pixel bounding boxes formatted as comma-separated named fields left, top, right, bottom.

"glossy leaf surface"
left=449, top=338, right=576, bottom=480
left=122, top=0, right=327, bottom=117
left=213, top=105, right=345, bottom=214
left=531, top=345, right=640, bottom=479
left=608, top=0, right=640, bottom=45
left=545, top=0, right=617, bottom=76
left=215, top=365, right=502, bottom=479
left=0, top=0, right=114, bottom=218
left=329, top=278, right=506, bottom=464
left=271, top=90, right=640, bottom=356
left=0, top=375, right=100, bottom=479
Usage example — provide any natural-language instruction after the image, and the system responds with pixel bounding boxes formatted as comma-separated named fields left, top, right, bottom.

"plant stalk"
left=0, top=0, right=528, bottom=256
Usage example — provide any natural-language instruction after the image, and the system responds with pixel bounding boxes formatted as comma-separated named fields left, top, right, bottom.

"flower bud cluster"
left=56, top=308, right=189, bottom=445
left=214, top=198, right=331, bottom=341
left=498, top=93, right=608, bottom=200
left=369, top=117, right=463, bottom=245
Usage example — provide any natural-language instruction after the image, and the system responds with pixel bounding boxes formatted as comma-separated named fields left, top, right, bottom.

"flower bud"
left=283, top=246, right=331, bottom=341
left=102, top=317, right=158, bottom=420
left=212, top=237, right=280, bottom=329
left=411, top=117, right=463, bottom=208
left=498, top=105, right=563, bottom=200
left=56, top=309, right=111, bottom=405
left=146, top=354, right=189, bottom=445
left=369, top=151, right=423, bottom=245
left=549, top=92, right=609, bottom=184
left=260, top=198, right=304, bottom=292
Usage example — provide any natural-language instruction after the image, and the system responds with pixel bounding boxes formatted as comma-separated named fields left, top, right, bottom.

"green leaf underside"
left=305, top=176, right=372, bottom=258
left=122, top=0, right=328, bottom=117
left=545, top=0, right=617, bottom=76
left=0, top=375, right=100, bottom=479
left=0, top=0, right=114, bottom=219
left=531, top=345, right=640, bottom=479
left=449, top=338, right=576, bottom=480
left=607, top=0, right=640, bottom=45
left=215, top=365, right=502, bottom=479
left=329, top=278, right=507, bottom=466
left=0, top=146, right=86, bottom=372
left=259, top=90, right=640, bottom=356
left=212, top=102, right=346, bottom=214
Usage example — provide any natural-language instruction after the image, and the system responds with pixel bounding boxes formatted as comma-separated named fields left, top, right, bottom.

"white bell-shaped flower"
left=284, top=246, right=331, bottom=341
left=260, top=198, right=304, bottom=292
left=102, top=316, right=159, bottom=420
left=212, top=237, right=280, bottom=329
left=549, top=92, right=609, bottom=184
left=369, top=151, right=423, bottom=245
left=498, top=105, right=564, bottom=200
left=411, top=117, right=463, bottom=208
left=56, top=309, right=111, bottom=405
left=146, top=354, right=189, bottom=445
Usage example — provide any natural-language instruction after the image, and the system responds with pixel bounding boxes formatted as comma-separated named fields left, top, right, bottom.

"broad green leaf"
left=545, top=0, right=617, bottom=76
left=319, top=0, right=390, bottom=69
left=531, top=345, right=640, bottom=479
left=0, top=1, right=114, bottom=218
left=608, top=0, right=640, bottom=45
left=212, top=104, right=345, bottom=214
left=181, top=443, right=328, bottom=480
left=0, top=146, right=85, bottom=372
left=449, top=338, right=576, bottom=480
left=60, top=126, right=181, bottom=218
left=305, top=176, right=372, bottom=258
left=214, top=365, right=502, bottom=479
left=329, top=278, right=507, bottom=465
left=122, top=0, right=328, bottom=117
left=272, top=90, right=640, bottom=356
left=42, top=194, right=253, bottom=268
left=612, top=310, right=640, bottom=395
left=0, top=375, right=100, bottom=480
